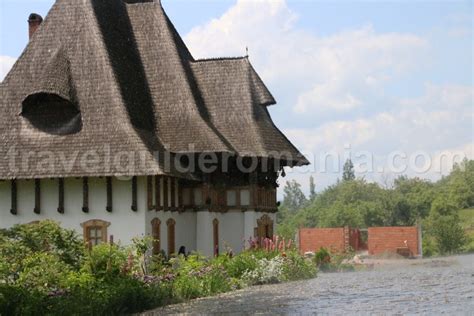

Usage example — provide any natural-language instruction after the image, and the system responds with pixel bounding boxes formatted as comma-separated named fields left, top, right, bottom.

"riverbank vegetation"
left=278, top=159, right=474, bottom=256
left=0, top=221, right=316, bottom=315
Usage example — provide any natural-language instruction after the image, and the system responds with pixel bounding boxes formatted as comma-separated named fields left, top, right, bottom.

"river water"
left=147, top=254, right=474, bottom=315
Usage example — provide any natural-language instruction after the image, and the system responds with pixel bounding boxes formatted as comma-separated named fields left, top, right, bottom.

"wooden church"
left=0, top=0, right=308, bottom=257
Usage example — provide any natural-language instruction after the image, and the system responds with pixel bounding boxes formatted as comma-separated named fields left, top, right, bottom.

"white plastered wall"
left=0, top=177, right=147, bottom=244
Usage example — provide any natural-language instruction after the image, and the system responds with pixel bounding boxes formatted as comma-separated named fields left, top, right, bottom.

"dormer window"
left=21, top=49, right=81, bottom=135
left=21, top=92, right=82, bottom=135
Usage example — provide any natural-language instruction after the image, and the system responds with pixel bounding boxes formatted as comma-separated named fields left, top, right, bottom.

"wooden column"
left=58, top=178, right=65, bottom=214
left=170, top=177, right=176, bottom=210
left=34, top=179, right=41, bottom=214
left=147, top=176, right=153, bottom=211
left=163, top=176, right=169, bottom=212
left=106, top=177, right=112, bottom=212
left=82, top=177, right=89, bottom=213
left=10, top=179, right=17, bottom=215
left=155, top=175, right=161, bottom=211
left=131, top=176, right=138, bottom=212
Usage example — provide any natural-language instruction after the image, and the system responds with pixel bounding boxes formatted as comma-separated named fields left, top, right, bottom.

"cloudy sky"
left=1, top=0, right=472, bottom=194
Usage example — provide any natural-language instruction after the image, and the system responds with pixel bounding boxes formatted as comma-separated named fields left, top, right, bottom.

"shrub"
left=171, top=255, right=232, bottom=300
left=220, top=251, right=259, bottom=279
left=16, top=253, right=72, bottom=294
left=0, top=221, right=84, bottom=269
left=281, top=250, right=317, bottom=281
left=421, top=236, right=437, bottom=257
left=242, top=256, right=285, bottom=285
left=429, top=215, right=468, bottom=254
left=0, top=223, right=317, bottom=314
left=314, top=248, right=331, bottom=270
left=82, top=243, right=129, bottom=279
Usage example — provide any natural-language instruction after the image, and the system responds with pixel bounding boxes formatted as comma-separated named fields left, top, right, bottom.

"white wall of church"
left=215, top=211, right=245, bottom=253
left=0, top=177, right=148, bottom=245
left=0, top=177, right=277, bottom=258
left=145, top=210, right=197, bottom=255
left=196, top=211, right=213, bottom=256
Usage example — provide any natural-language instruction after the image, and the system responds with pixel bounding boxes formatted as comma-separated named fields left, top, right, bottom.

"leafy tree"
left=445, top=159, right=474, bottom=209
left=391, top=176, right=434, bottom=225
left=276, top=160, right=474, bottom=255
left=342, top=159, right=355, bottom=181
left=309, top=176, right=317, bottom=201
left=426, top=214, right=467, bottom=254
left=281, top=180, right=307, bottom=213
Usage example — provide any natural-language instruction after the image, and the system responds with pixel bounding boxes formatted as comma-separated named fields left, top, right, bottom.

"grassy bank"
left=0, top=221, right=316, bottom=315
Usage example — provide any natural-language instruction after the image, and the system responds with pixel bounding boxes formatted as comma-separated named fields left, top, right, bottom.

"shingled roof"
left=0, top=0, right=308, bottom=180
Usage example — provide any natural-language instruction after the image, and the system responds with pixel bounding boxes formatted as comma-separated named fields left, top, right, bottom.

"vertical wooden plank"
left=131, top=176, right=138, bottom=212
left=213, top=218, right=219, bottom=257
left=147, top=176, right=153, bottom=211
left=58, top=178, right=65, bottom=214
left=34, top=179, right=41, bottom=214
left=10, top=179, right=17, bottom=215
left=170, top=177, right=176, bottom=209
left=82, top=177, right=89, bottom=213
left=155, top=175, right=161, bottom=211
left=163, top=177, right=169, bottom=212
left=106, top=177, right=112, bottom=212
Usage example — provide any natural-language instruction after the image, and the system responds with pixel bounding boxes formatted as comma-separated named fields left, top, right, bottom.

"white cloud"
left=184, top=0, right=471, bottom=192
left=295, top=82, right=362, bottom=114
left=0, top=56, right=16, bottom=82
left=286, top=83, right=472, bottom=154
left=283, top=83, right=473, bottom=189
left=185, top=0, right=427, bottom=117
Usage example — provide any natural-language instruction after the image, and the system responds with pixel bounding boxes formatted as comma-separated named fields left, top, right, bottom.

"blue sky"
left=1, top=0, right=472, bottom=194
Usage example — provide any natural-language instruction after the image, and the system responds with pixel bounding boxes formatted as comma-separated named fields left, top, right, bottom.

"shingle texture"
left=0, top=0, right=308, bottom=180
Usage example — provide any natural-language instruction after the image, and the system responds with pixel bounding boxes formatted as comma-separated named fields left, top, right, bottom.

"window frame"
left=81, top=219, right=110, bottom=246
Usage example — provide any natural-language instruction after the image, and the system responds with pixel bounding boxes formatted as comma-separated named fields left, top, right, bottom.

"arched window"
left=81, top=219, right=110, bottom=246
left=213, top=219, right=219, bottom=257
left=151, top=218, right=161, bottom=255
left=166, top=218, right=176, bottom=256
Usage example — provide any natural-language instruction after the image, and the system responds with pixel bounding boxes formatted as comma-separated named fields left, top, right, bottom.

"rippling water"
left=146, top=254, right=474, bottom=315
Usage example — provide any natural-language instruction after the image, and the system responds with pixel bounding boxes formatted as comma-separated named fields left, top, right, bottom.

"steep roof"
left=0, top=0, right=308, bottom=180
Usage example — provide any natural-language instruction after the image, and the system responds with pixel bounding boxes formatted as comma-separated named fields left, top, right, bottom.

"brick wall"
left=368, top=226, right=419, bottom=256
left=299, top=228, right=346, bottom=253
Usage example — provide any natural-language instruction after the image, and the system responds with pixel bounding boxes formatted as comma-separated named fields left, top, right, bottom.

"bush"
left=314, top=248, right=331, bottom=270
left=171, top=254, right=232, bottom=300
left=0, top=221, right=84, bottom=269
left=281, top=250, right=317, bottom=281
left=242, top=256, right=285, bottom=285
left=82, top=243, right=129, bottom=279
left=0, top=223, right=316, bottom=314
left=421, top=236, right=437, bottom=257
left=220, top=251, right=258, bottom=279
left=430, top=215, right=468, bottom=254
left=16, top=253, right=72, bottom=294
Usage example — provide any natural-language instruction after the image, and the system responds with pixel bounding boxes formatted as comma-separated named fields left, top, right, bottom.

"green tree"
left=391, top=176, right=434, bottom=225
left=446, top=159, right=474, bottom=209
left=281, top=180, right=307, bottom=213
left=342, top=159, right=355, bottom=181
left=427, top=214, right=467, bottom=254
left=309, top=176, right=317, bottom=201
